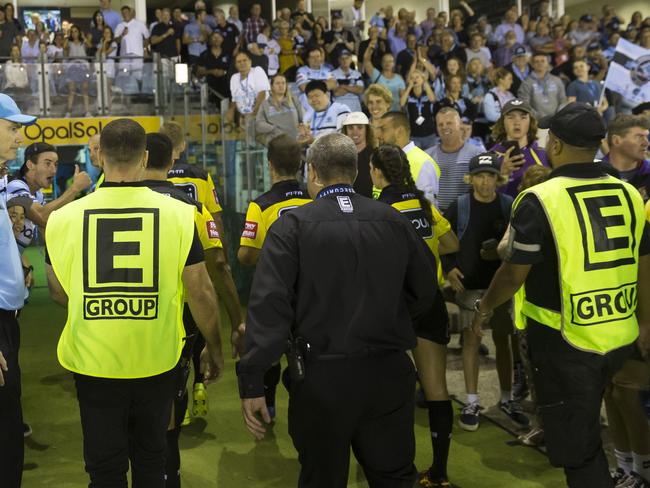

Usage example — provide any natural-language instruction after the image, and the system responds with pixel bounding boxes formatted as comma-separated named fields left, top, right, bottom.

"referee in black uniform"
left=236, top=132, right=437, bottom=488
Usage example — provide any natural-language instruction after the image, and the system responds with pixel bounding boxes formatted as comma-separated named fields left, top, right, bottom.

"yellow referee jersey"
left=167, top=162, right=223, bottom=215
left=142, top=180, right=222, bottom=251
left=378, top=185, right=449, bottom=285
left=240, top=180, right=311, bottom=249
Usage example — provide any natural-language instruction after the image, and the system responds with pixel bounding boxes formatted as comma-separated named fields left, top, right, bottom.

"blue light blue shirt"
left=101, top=9, right=122, bottom=32
left=0, top=177, right=25, bottom=310
left=184, top=22, right=210, bottom=57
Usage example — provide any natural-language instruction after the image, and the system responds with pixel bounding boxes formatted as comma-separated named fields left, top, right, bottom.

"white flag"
left=603, top=38, right=650, bottom=106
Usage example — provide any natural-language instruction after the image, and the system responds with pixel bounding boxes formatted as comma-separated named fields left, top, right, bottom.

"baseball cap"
left=538, top=102, right=606, bottom=148
left=338, top=49, right=352, bottom=58
left=24, top=142, right=57, bottom=162
left=580, top=14, right=593, bottom=22
left=342, top=112, right=369, bottom=126
left=0, top=94, right=37, bottom=126
left=587, top=42, right=601, bottom=51
left=468, top=152, right=501, bottom=175
left=6, top=195, right=33, bottom=212
left=332, top=11, right=342, bottom=19
left=512, top=44, right=528, bottom=57
left=501, top=99, right=533, bottom=117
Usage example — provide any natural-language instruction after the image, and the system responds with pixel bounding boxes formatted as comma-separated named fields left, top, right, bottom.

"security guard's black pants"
left=0, top=310, right=23, bottom=488
left=287, top=351, right=417, bottom=488
left=74, top=368, right=177, bottom=488
left=527, top=321, right=632, bottom=488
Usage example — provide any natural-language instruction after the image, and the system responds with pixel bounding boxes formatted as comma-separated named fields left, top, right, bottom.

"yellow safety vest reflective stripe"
left=46, top=185, right=195, bottom=378
left=514, top=174, right=645, bottom=353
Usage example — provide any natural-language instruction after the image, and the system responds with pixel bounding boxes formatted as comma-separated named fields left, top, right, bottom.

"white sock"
left=615, top=449, right=633, bottom=474
left=467, top=393, right=479, bottom=405
left=633, top=452, right=650, bottom=481
left=501, top=390, right=512, bottom=403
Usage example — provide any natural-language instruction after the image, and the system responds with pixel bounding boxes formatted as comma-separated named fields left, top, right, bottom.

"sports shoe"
left=459, top=402, right=482, bottom=431
left=617, top=471, right=650, bottom=488
left=192, top=383, right=208, bottom=417
left=512, top=362, right=529, bottom=402
left=499, top=400, right=530, bottom=427
left=181, top=407, right=191, bottom=426
left=519, top=427, right=544, bottom=446
left=612, top=469, right=627, bottom=485
left=23, top=423, right=32, bottom=438
left=417, top=469, right=452, bottom=487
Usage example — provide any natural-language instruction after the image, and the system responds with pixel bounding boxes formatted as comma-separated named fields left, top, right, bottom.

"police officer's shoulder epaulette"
left=168, top=162, right=209, bottom=181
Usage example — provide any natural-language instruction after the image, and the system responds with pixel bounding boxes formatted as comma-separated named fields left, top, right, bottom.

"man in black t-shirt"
left=197, top=32, right=231, bottom=99
left=442, top=152, right=529, bottom=433
left=0, top=8, right=19, bottom=58
left=212, top=8, right=239, bottom=56
left=324, top=13, right=355, bottom=67
left=150, top=8, right=180, bottom=59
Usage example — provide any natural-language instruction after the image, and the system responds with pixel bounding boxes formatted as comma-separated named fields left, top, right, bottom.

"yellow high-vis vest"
left=514, top=174, right=646, bottom=354
left=372, top=144, right=441, bottom=199
left=46, top=185, right=196, bottom=378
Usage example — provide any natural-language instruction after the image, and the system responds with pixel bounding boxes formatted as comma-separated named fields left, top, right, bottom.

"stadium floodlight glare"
left=175, top=63, right=189, bottom=85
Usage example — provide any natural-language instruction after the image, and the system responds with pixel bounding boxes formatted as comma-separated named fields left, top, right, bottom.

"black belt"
left=314, top=348, right=399, bottom=362
left=0, top=308, right=18, bottom=317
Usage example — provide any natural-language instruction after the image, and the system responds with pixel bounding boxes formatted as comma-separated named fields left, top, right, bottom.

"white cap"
left=342, top=112, right=370, bottom=126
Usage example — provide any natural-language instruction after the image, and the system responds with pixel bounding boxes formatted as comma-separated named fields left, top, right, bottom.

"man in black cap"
left=472, top=103, right=650, bottom=488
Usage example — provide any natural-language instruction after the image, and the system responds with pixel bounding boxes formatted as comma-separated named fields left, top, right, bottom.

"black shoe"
left=512, top=361, right=529, bottom=402
left=499, top=400, right=530, bottom=428
left=458, top=402, right=482, bottom=431
left=23, top=423, right=32, bottom=438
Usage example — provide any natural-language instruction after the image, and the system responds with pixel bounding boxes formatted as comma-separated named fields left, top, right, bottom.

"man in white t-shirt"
left=302, top=80, right=351, bottom=143
left=115, top=6, right=150, bottom=81
left=228, top=51, right=270, bottom=116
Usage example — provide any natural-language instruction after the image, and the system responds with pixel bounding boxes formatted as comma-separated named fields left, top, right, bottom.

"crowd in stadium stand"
left=0, top=0, right=647, bottom=129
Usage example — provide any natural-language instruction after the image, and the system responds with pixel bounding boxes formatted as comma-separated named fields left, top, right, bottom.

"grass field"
left=18, top=248, right=566, bottom=488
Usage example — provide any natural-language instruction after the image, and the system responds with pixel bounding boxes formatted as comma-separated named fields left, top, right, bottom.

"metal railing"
left=1, top=54, right=276, bottom=214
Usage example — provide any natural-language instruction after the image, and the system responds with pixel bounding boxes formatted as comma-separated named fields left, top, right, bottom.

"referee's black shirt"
left=507, top=163, right=650, bottom=326
left=236, top=184, right=437, bottom=398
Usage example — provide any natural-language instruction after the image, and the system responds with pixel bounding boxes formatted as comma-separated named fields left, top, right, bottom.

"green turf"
left=20, top=248, right=565, bottom=487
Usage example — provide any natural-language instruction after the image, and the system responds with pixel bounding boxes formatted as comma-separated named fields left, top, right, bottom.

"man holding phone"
left=442, top=153, right=530, bottom=432
left=489, top=99, right=550, bottom=197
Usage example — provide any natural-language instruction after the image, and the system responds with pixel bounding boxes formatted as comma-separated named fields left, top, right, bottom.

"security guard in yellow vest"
left=44, top=119, right=225, bottom=488
left=374, top=111, right=440, bottom=204
left=472, top=103, right=650, bottom=488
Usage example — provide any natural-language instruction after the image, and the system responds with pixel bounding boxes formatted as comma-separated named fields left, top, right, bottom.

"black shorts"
left=414, top=288, right=450, bottom=346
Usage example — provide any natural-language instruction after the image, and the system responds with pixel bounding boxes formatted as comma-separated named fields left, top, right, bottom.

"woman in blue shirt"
left=363, top=41, right=405, bottom=111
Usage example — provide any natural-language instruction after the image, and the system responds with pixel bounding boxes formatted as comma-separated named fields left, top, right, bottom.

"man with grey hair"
left=237, top=133, right=437, bottom=487
left=427, top=107, right=483, bottom=211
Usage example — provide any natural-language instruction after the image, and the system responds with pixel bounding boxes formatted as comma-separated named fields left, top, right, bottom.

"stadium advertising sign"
left=22, top=116, right=163, bottom=145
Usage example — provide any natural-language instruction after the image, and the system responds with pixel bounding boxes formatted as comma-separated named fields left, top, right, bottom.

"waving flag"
left=603, top=38, right=650, bottom=106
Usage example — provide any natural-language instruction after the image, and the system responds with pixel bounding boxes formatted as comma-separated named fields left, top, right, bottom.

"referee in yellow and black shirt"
left=237, top=133, right=311, bottom=420
left=44, top=119, right=225, bottom=487
left=473, top=103, right=650, bottom=488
